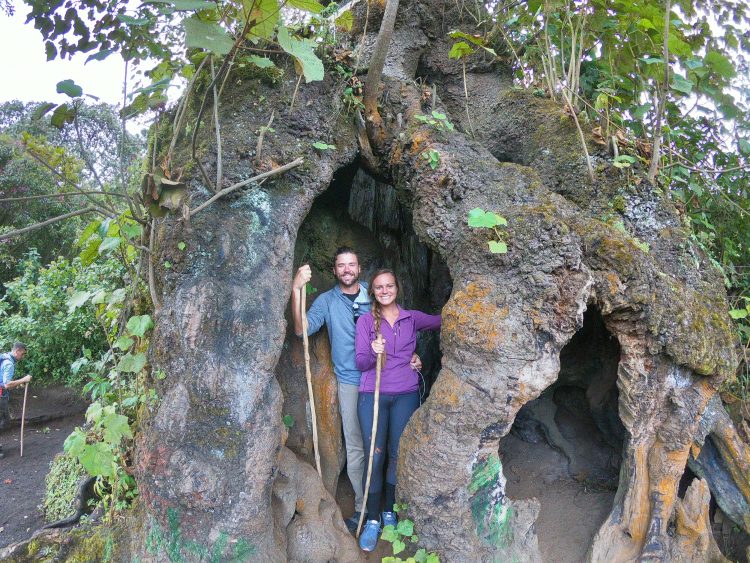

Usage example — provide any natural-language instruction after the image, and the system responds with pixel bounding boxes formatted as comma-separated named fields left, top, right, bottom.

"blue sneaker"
left=345, top=511, right=361, bottom=534
left=382, top=511, right=397, bottom=529
left=358, top=519, right=381, bottom=552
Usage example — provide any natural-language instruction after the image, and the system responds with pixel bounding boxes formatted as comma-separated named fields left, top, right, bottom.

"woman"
left=354, top=269, right=441, bottom=552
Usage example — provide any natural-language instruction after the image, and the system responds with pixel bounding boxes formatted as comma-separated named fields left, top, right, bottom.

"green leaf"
left=396, top=519, right=414, bottom=536
left=425, top=554, right=440, bottom=563
left=114, top=336, right=134, bottom=351
left=380, top=525, right=398, bottom=542
left=247, top=55, right=276, bottom=69
left=334, top=10, right=353, bottom=32
left=79, top=442, right=116, bottom=477
left=120, top=222, right=142, bottom=240
left=640, top=56, right=663, bottom=65
left=613, top=155, right=636, bottom=168
left=312, top=141, right=336, bottom=150
left=86, top=402, right=103, bottom=423
left=704, top=50, right=735, bottom=79
left=449, top=41, right=474, bottom=60
left=184, top=17, right=234, bottom=55
left=80, top=239, right=101, bottom=266
left=78, top=220, right=102, bottom=246
left=117, top=14, right=152, bottom=25
left=637, top=18, right=655, bottom=30
left=729, top=309, right=748, bottom=319
left=277, top=26, right=324, bottom=83
left=31, top=102, right=56, bottom=120
left=287, top=0, right=323, bottom=13
left=101, top=412, right=133, bottom=444
left=64, top=430, right=87, bottom=456
left=282, top=414, right=295, bottom=428
left=50, top=103, right=76, bottom=129
left=393, top=539, right=406, bottom=555
left=126, top=315, right=154, bottom=337
left=739, top=139, right=750, bottom=156
left=107, top=288, right=128, bottom=305
left=98, top=236, right=122, bottom=255
left=56, top=79, right=83, bottom=98
left=85, top=48, right=115, bottom=63
left=248, top=0, right=279, bottom=40
left=177, top=241, right=187, bottom=250
left=488, top=240, right=508, bottom=254
left=117, top=352, right=148, bottom=373
left=67, top=291, right=92, bottom=313
left=670, top=76, right=693, bottom=94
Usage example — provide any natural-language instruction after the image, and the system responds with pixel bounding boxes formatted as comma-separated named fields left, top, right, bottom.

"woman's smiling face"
left=372, top=272, right=398, bottom=306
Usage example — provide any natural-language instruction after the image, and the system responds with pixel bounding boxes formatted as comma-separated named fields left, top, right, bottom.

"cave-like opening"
left=276, top=160, right=451, bottom=523
left=499, top=306, right=625, bottom=563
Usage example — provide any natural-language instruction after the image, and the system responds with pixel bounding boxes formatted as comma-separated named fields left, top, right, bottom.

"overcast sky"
left=0, top=2, right=128, bottom=106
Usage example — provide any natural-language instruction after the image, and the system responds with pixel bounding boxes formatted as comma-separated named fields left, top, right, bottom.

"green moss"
left=611, top=195, right=626, bottom=213
left=43, top=453, right=87, bottom=523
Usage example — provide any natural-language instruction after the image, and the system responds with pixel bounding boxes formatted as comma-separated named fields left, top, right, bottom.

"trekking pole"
left=300, top=285, right=322, bottom=477
left=20, top=382, right=29, bottom=457
left=357, top=335, right=383, bottom=538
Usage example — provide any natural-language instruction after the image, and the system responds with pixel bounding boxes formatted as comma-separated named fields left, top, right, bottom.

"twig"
left=255, top=110, right=275, bottom=166
left=168, top=57, right=208, bottom=170
left=211, top=57, right=223, bottom=191
left=289, top=73, right=304, bottom=113
left=560, top=83, right=594, bottom=183
left=647, top=0, right=671, bottom=182
left=189, top=158, right=303, bottom=217
left=147, top=218, right=161, bottom=311
left=0, top=191, right=128, bottom=203
left=0, top=207, right=97, bottom=241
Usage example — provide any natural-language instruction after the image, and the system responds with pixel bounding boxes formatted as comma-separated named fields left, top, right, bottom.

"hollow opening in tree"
left=275, top=160, right=451, bottom=520
left=499, top=305, right=625, bottom=563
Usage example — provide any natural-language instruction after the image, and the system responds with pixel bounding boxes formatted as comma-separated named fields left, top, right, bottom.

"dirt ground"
left=0, top=384, right=87, bottom=550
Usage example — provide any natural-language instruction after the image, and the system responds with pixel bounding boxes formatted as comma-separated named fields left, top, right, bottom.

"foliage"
left=381, top=504, right=440, bottom=563
left=421, top=149, right=440, bottom=170
left=0, top=251, right=125, bottom=385
left=43, top=453, right=86, bottom=522
left=467, top=208, right=509, bottom=254
left=414, top=111, right=455, bottom=133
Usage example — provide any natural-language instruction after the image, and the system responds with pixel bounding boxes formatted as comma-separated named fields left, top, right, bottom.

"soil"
left=0, top=384, right=87, bottom=550
left=500, top=433, right=616, bottom=563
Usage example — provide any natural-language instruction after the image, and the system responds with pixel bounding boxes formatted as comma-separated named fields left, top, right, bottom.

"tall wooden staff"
left=20, top=382, right=29, bottom=457
left=356, top=336, right=383, bottom=537
left=300, top=286, right=322, bottom=477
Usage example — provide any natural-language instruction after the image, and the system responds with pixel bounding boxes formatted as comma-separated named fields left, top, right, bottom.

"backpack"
left=0, top=352, right=14, bottom=397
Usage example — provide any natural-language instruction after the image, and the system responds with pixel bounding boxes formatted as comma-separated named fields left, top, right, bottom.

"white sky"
left=0, top=2, right=128, bottom=106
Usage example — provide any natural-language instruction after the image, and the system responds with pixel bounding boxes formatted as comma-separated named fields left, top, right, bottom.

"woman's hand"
left=371, top=336, right=385, bottom=355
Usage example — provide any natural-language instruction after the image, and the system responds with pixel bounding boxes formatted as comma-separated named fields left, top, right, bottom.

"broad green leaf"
left=488, top=240, right=508, bottom=254
left=380, top=525, right=398, bottom=542
left=670, top=76, right=693, bottom=94
left=447, top=30, right=494, bottom=54
left=247, top=55, right=276, bottom=68
left=98, top=236, right=122, bottom=255
left=56, top=79, right=83, bottom=98
left=101, top=412, right=133, bottom=444
left=64, top=430, right=87, bottom=456
left=117, top=352, right=148, bottom=373
left=177, top=241, right=187, bottom=250
left=79, top=442, right=116, bottom=477
left=184, top=17, right=234, bottom=55
left=91, top=289, right=108, bottom=304
left=80, top=238, right=101, bottom=266
left=396, top=519, right=414, bottom=536
left=50, top=103, right=76, bottom=129
left=637, top=18, right=655, bottom=30
left=393, top=539, right=406, bottom=555
left=492, top=213, right=507, bottom=226
left=67, top=291, right=92, bottom=313
left=108, top=288, right=128, bottom=304
left=248, top=0, right=279, bottom=40
left=120, top=221, right=142, bottom=240
left=613, top=155, right=636, bottom=168
left=425, top=554, right=440, bottom=563
left=85, top=49, right=115, bottom=63
left=31, top=102, right=56, bottom=120
left=640, top=56, right=663, bottom=65
left=334, top=10, right=353, bottom=32
left=312, top=141, right=336, bottom=150
left=632, top=103, right=650, bottom=120
left=78, top=220, right=101, bottom=247
left=117, top=14, right=152, bottom=25
left=704, top=50, right=735, bottom=79
left=729, top=309, right=748, bottom=319
left=287, top=0, right=323, bottom=13
left=86, top=402, right=104, bottom=423
left=277, top=26, right=324, bottom=83
left=739, top=139, right=750, bottom=156
left=449, top=41, right=474, bottom=60
left=282, top=414, right=295, bottom=428
left=114, top=335, right=135, bottom=350
left=126, top=314, right=154, bottom=337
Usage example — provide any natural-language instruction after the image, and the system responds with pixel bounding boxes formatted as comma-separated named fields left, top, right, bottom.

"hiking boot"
left=345, top=511, right=361, bottom=534
left=358, top=519, right=381, bottom=552
left=382, top=511, right=397, bottom=529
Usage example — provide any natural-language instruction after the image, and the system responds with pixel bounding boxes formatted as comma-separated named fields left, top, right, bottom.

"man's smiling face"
left=333, top=252, right=360, bottom=289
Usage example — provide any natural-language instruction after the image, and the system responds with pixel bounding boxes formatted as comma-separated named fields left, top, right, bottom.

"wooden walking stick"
left=20, top=382, right=29, bottom=457
left=357, top=335, right=384, bottom=537
left=300, top=286, right=323, bottom=477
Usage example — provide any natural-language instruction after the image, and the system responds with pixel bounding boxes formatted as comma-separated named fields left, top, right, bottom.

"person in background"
left=354, top=269, right=441, bottom=552
left=0, top=342, right=31, bottom=459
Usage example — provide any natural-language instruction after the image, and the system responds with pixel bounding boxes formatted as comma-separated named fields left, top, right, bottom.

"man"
left=0, top=342, right=31, bottom=459
left=291, top=247, right=371, bottom=532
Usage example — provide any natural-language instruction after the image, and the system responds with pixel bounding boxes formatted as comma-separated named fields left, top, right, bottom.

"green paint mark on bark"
left=469, top=453, right=513, bottom=547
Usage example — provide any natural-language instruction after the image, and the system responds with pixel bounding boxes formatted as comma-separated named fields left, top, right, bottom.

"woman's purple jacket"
left=355, top=307, right=442, bottom=394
